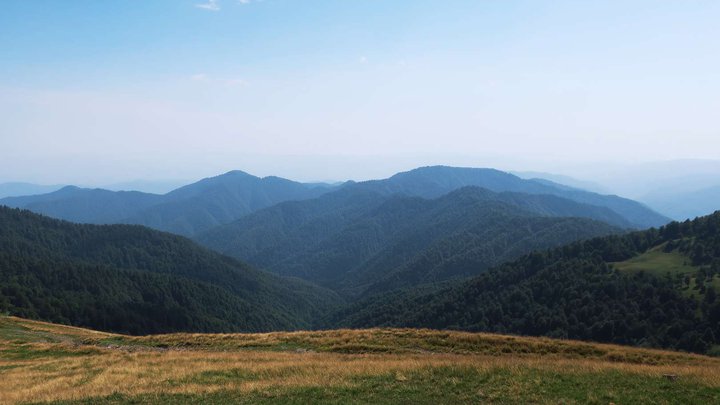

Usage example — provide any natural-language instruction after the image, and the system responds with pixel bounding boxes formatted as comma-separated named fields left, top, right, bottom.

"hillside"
left=197, top=186, right=621, bottom=296
left=0, top=207, right=341, bottom=334
left=0, top=171, right=334, bottom=237
left=1, top=316, right=718, bottom=404
left=327, top=212, right=720, bottom=355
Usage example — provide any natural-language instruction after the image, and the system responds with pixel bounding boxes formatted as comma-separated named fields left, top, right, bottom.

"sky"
left=1, top=0, right=719, bottom=185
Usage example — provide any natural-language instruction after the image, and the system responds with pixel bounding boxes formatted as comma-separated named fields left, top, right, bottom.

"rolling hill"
left=326, top=211, right=720, bottom=355
left=1, top=316, right=719, bottom=404
left=0, top=170, right=335, bottom=236
left=198, top=186, right=622, bottom=296
left=0, top=206, right=341, bottom=335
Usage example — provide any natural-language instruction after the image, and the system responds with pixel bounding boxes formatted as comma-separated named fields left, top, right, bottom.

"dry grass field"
left=1, top=316, right=719, bottom=404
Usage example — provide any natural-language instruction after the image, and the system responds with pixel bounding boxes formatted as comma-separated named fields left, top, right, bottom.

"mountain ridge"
left=197, top=185, right=623, bottom=296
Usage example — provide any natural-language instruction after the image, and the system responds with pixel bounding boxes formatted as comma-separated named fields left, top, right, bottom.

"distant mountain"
left=351, top=166, right=668, bottom=229
left=569, top=159, right=720, bottom=199
left=0, top=170, right=337, bottom=236
left=0, top=182, right=64, bottom=199
left=0, top=207, right=341, bottom=334
left=642, top=185, right=720, bottom=221
left=102, top=179, right=190, bottom=194
left=512, top=171, right=609, bottom=194
left=0, top=186, right=162, bottom=223
left=326, top=212, right=720, bottom=354
left=197, top=186, right=621, bottom=296
left=123, top=171, right=336, bottom=236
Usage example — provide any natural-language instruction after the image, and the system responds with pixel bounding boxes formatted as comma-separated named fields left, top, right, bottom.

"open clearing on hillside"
left=612, top=245, right=698, bottom=275
left=612, top=244, right=720, bottom=304
left=0, top=317, right=719, bottom=404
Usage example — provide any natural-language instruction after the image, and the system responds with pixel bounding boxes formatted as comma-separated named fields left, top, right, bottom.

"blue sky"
left=1, top=0, right=719, bottom=184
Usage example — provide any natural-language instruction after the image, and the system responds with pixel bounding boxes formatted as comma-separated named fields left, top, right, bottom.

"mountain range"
left=197, top=186, right=622, bottom=296
left=0, top=170, right=333, bottom=236
left=5, top=165, right=718, bottom=355
left=0, top=167, right=668, bottom=240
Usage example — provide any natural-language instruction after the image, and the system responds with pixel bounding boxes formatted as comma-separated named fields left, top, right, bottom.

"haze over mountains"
left=1, top=166, right=667, bottom=236
left=0, top=182, right=64, bottom=199
left=1, top=170, right=333, bottom=237
left=2, top=165, right=719, bottom=355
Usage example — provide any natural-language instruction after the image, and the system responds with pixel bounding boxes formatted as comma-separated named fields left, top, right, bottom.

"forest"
left=326, top=212, right=720, bottom=354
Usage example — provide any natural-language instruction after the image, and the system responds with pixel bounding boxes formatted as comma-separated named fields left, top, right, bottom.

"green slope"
left=198, top=187, right=621, bottom=296
left=0, top=207, right=341, bottom=334
left=326, top=212, right=720, bottom=354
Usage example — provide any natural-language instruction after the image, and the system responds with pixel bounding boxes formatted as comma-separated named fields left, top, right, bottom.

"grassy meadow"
left=0, top=316, right=719, bottom=404
left=612, top=244, right=698, bottom=275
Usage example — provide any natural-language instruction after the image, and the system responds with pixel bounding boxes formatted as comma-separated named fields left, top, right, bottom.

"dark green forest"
left=198, top=186, right=621, bottom=296
left=0, top=207, right=341, bottom=334
left=326, top=212, right=720, bottom=354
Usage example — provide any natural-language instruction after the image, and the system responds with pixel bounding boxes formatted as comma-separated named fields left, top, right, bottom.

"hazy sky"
left=1, top=0, right=719, bottom=184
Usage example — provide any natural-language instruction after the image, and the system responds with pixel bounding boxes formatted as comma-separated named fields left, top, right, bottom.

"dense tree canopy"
left=0, top=207, right=341, bottom=334
left=326, top=212, right=720, bottom=354
left=198, top=186, right=622, bottom=296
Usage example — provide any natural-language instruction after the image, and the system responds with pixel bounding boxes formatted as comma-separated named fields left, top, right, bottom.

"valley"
left=4, top=3, right=720, bottom=402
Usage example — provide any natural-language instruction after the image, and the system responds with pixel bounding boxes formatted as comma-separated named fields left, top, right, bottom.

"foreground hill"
left=328, top=212, right=720, bottom=354
left=198, top=186, right=621, bottom=296
left=0, top=207, right=340, bottom=334
left=0, top=171, right=334, bottom=236
left=1, top=316, right=718, bottom=404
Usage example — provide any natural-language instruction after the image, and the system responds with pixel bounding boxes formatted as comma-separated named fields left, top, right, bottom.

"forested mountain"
left=0, top=171, right=334, bottom=236
left=123, top=170, right=334, bottom=235
left=350, top=166, right=668, bottom=228
left=1, top=167, right=666, bottom=238
left=0, top=186, right=163, bottom=224
left=0, top=207, right=341, bottom=335
left=198, top=186, right=621, bottom=296
left=326, top=212, right=720, bottom=354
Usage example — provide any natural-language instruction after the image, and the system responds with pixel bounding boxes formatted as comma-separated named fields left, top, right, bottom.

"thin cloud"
left=196, top=0, right=220, bottom=11
left=226, top=78, right=248, bottom=87
left=190, top=74, right=248, bottom=87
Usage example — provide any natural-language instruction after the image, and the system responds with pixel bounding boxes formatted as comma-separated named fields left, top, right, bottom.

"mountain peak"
left=219, top=170, right=257, bottom=179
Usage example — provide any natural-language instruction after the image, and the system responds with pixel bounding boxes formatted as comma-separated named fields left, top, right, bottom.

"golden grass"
left=1, top=316, right=719, bottom=404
